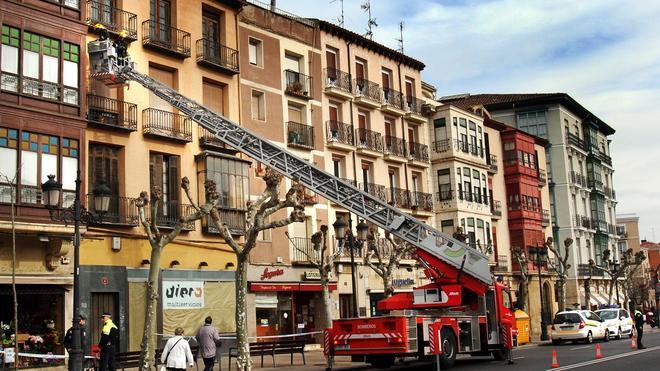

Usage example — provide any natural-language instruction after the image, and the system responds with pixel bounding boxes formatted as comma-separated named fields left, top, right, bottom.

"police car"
left=595, top=307, right=634, bottom=339
left=551, top=310, right=609, bottom=344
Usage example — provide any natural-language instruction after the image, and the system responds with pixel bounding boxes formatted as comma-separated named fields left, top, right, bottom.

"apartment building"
left=617, top=213, right=654, bottom=308
left=78, top=0, right=244, bottom=350
left=442, top=93, right=619, bottom=310
left=0, top=0, right=87, bottom=364
left=428, top=98, right=556, bottom=340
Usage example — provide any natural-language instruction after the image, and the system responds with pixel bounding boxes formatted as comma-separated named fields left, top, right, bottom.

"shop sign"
left=260, top=267, right=285, bottom=280
left=392, top=278, right=415, bottom=287
left=304, top=270, right=321, bottom=280
left=163, top=281, right=204, bottom=309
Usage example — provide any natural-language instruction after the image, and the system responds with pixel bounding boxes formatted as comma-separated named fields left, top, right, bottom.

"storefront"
left=248, top=266, right=337, bottom=339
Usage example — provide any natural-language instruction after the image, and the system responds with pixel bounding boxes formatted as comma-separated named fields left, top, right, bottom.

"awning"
left=250, top=282, right=337, bottom=292
left=579, top=288, right=610, bottom=307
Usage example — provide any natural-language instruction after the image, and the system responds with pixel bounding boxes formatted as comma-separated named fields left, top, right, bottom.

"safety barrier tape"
left=0, top=350, right=107, bottom=360
left=155, top=330, right=323, bottom=340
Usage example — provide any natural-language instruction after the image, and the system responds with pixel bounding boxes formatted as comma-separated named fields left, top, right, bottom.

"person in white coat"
left=161, top=327, right=194, bottom=371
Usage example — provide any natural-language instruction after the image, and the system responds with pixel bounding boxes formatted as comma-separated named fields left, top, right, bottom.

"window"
left=150, top=0, right=172, bottom=43
left=251, top=90, right=265, bottom=121
left=248, top=37, right=263, bottom=66
left=1, top=26, right=79, bottom=104
left=88, top=144, right=120, bottom=216
left=203, top=80, right=225, bottom=115
left=517, top=110, right=548, bottom=139
left=0, top=127, right=18, bottom=203
left=332, top=157, right=344, bottom=178
left=441, top=219, right=454, bottom=235
left=433, top=118, right=447, bottom=143
left=437, top=168, right=451, bottom=200
left=149, top=153, right=180, bottom=218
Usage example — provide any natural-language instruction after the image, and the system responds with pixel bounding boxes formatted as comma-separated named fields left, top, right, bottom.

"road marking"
left=545, top=345, right=660, bottom=370
left=514, top=356, right=525, bottom=360
left=569, top=346, right=590, bottom=351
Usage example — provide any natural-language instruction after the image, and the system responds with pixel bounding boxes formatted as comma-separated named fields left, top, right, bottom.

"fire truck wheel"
left=440, top=328, right=457, bottom=369
left=491, top=349, right=506, bottom=361
left=368, top=355, right=395, bottom=369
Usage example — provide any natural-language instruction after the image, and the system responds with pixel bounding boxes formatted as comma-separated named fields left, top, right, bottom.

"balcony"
left=404, top=96, right=426, bottom=123
left=578, top=263, right=603, bottom=277
left=195, top=39, right=239, bottom=74
left=566, top=132, right=586, bottom=152
left=203, top=207, right=246, bottom=235
left=487, top=154, right=498, bottom=173
left=388, top=187, right=410, bottom=208
left=142, top=20, right=191, bottom=58
left=326, top=120, right=354, bottom=150
left=286, top=121, right=315, bottom=150
left=574, top=214, right=595, bottom=230
left=353, top=78, right=382, bottom=109
left=570, top=171, right=586, bottom=187
left=290, top=237, right=316, bottom=263
left=86, top=0, right=138, bottom=40
left=408, top=142, right=430, bottom=166
left=409, top=191, right=433, bottom=212
left=284, top=70, right=312, bottom=99
left=199, top=127, right=228, bottom=150
left=538, top=169, right=547, bottom=186
left=355, top=128, right=383, bottom=157
left=87, top=94, right=137, bottom=131
left=381, top=88, right=405, bottom=116
left=436, top=190, right=455, bottom=202
left=360, top=182, right=387, bottom=202
left=383, top=136, right=407, bottom=162
left=493, top=255, right=509, bottom=272
left=600, top=151, right=612, bottom=166
left=86, top=194, right=138, bottom=226
left=542, top=209, right=550, bottom=226
left=333, top=237, right=367, bottom=259
left=491, top=200, right=502, bottom=218
left=603, top=186, right=616, bottom=199
left=324, top=68, right=352, bottom=100
left=147, top=201, right=196, bottom=230
left=587, top=176, right=604, bottom=192
left=432, top=139, right=452, bottom=154
left=142, top=108, right=193, bottom=142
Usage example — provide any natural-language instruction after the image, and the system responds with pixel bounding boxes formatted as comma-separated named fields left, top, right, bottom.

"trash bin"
left=515, top=309, right=530, bottom=345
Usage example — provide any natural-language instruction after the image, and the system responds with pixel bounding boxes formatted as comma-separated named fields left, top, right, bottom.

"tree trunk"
left=382, top=274, right=393, bottom=298
left=235, top=253, right=252, bottom=371
left=518, top=279, right=529, bottom=312
left=320, top=270, right=333, bottom=330
left=556, top=277, right=566, bottom=312
left=10, top=181, right=18, bottom=371
left=139, top=244, right=162, bottom=370
left=608, top=276, right=616, bottom=305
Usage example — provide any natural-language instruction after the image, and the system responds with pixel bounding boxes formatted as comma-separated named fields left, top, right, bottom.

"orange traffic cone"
left=631, top=334, right=637, bottom=350
left=595, top=343, right=603, bottom=359
left=551, top=349, right=559, bottom=368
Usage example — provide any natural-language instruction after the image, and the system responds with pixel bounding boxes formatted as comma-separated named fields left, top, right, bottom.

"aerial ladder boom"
left=88, top=39, right=493, bottom=288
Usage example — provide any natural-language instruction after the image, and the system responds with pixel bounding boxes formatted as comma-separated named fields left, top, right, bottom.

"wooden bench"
left=227, top=340, right=305, bottom=370
left=113, top=345, right=198, bottom=370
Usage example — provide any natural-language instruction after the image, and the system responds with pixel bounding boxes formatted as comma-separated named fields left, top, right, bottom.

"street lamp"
left=42, top=172, right=110, bottom=371
left=608, top=260, right=621, bottom=305
left=528, top=245, right=549, bottom=341
left=333, top=216, right=369, bottom=318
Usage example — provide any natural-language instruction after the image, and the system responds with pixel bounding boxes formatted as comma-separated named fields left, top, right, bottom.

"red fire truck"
left=326, top=247, right=517, bottom=369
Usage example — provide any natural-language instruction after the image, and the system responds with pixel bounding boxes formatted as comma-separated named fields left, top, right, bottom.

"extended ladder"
left=89, top=40, right=492, bottom=286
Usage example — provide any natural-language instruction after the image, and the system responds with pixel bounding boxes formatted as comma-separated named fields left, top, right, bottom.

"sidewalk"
left=212, top=349, right=368, bottom=371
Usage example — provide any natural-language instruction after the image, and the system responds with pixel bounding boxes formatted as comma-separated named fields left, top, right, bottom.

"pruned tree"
left=547, top=237, right=571, bottom=311
left=622, top=261, right=648, bottom=310
left=285, top=225, right=339, bottom=330
left=364, top=230, right=415, bottom=298
left=511, top=246, right=529, bottom=311
left=212, top=168, right=305, bottom=371
left=134, top=177, right=213, bottom=370
left=584, top=259, right=596, bottom=309
left=593, top=248, right=646, bottom=305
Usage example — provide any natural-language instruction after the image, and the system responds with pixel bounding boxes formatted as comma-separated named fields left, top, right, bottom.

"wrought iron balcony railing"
left=432, top=139, right=451, bottom=153
left=353, top=78, right=381, bottom=103
left=86, top=0, right=138, bottom=39
left=147, top=201, right=195, bottom=230
left=284, top=69, right=312, bottom=99
left=196, top=39, right=239, bottom=74
left=85, top=194, right=138, bottom=226
left=326, top=120, right=354, bottom=146
left=356, top=128, right=383, bottom=152
left=570, top=171, right=586, bottom=187
left=324, top=68, right=352, bottom=94
left=408, top=142, right=430, bottom=163
left=388, top=187, right=410, bottom=208
left=410, top=191, right=433, bottom=211
left=290, top=237, right=316, bottom=263
left=384, top=136, right=406, bottom=158
left=87, top=94, right=137, bottom=131
left=142, top=20, right=191, bottom=58
left=199, top=127, right=227, bottom=149
left=142, top=108, right=193, bottom=142
left=488, top=154, right=498, bottom=172
left=361, top=182, right=387, bottom=202
left=436, top=189, right=454, bottom=202
left=491, top=200, right=502, bottom=217
left=566, top=132, right=585, bottom=150
left=405, top=96, right=425, bottom=116
left=382, top=88, right=404, bottom=110
left=286, top=121, right=315, bottom=150
left=203, top=207, right=246, bottom=235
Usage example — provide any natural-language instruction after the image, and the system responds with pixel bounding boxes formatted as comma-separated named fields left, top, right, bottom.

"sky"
left=271, top=0, right=660, bottom=241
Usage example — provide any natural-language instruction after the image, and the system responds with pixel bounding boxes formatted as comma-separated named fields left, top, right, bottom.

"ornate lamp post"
left=608, top=259, right=621, bottom=305
left=333, top=216, right=369, bottom=317
left=528, top=245, right=549, bottom=341
left=42, top=172, right=110, bottom=371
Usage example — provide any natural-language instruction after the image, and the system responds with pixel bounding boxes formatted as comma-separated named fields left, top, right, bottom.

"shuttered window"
left=89, top=144, right=120, bottom=213
left=203, top=80, right=224, bottom=115
left=149, top=153, right=180, bottom=217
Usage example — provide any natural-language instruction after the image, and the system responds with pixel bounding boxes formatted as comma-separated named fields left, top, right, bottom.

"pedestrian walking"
left=196, top=316, right=221, bottom=371
left=63, top=315, right=88, bottom=368
left=98, top=312, right=119, bottom=371
left=161, top=327, right=194, bottom=371
left=634, top=307, right=646, bottom=349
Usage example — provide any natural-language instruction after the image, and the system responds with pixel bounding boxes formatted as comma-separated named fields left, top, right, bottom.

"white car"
left=595, top=308, right=635, bottom=339
left=551, top=310, right=609, bottom=344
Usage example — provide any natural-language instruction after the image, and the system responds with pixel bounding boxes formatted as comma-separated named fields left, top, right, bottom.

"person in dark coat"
left=634, top=307, right=646, bottom=349
left=64, top=314, right=87, bottom=364
left=99, top=312, right=119, bottom=371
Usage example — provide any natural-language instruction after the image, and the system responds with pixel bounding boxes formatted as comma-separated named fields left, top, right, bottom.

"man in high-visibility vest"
left=634, top=307, right=646, bottom=349
left=98, top=313, right=119, bottom=371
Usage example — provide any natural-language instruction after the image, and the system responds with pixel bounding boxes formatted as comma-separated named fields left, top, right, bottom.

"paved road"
left=331, top=326, right=660, bottom=371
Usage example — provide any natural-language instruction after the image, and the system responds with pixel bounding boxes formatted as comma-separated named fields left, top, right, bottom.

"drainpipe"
left=397, top=62, right=410, bottom=194
left=346, top=41, right=358, bottom=188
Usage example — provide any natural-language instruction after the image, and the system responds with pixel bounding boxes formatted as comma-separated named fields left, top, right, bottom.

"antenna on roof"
left=361, top=0, right=377, bottom=40
left=330, top=0, right=345, bottom=27
left=396, top=21, right=404, bottom=53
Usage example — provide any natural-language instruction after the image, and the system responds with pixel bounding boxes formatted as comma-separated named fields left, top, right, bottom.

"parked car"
left=551, top=310, right=609, bottom=344
left=595, top=308, right=634, bottom=339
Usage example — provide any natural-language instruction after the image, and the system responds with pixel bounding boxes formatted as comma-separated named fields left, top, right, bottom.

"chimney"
left=270, top=0, right=276, bottom=11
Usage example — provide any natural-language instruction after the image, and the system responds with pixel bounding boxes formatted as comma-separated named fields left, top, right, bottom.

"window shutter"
left=168, top=155, right=179, bottom=203
left=149, top=153, right=164, bottom=192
